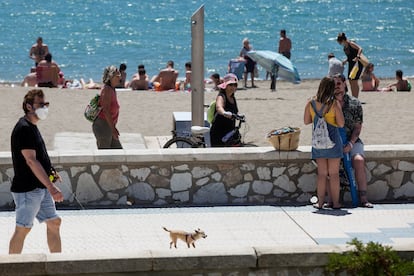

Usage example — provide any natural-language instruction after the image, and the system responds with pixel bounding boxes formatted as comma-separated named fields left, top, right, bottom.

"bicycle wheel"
left=163, top=137, right=198, bottom=148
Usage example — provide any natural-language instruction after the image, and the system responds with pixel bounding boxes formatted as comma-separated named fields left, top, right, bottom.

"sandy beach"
left=0, top=78, right=412, bottom=152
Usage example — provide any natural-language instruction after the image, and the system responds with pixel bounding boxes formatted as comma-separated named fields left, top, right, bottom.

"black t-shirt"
left=11, top=117, right=51, bottom=193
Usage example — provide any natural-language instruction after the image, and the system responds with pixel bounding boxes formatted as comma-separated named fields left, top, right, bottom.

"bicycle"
left=163, top=113, right=250, bottom=148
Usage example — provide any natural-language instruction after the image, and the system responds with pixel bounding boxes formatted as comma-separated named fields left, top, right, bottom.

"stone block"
left=151, top=248, right=257, bottom=271
left=76, top=173, right=103, bottom=203
left=0, top=254, right=47, bottom=275
left=252, top=180, right=273, bottom=195
left=193, top=183, right=227, bottom=204
left=171, top=172, right=192, bottom=192
left=398, top=161, right=414, bottom=172
left=274, top=175, right=296, bottom=193
left=256, top=245, right=345, bottom=268
left=130, top=167, right=151, bottom=181
left=46, top=252, right=152, bottom=274
left=99, top=169, right=129, bottom=192
left=127, top=182, right=155, bottom=201
left=394, top=181, right=414, bottom=198
left=192, top=166, right=214, bottom=179
left=368, top=180, right=389, bottom=201
left=229, top=182, right=250, bottom=198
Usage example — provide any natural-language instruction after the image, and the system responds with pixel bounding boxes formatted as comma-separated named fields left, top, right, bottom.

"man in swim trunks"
left=278, top=29, right=292, bottom=59
left=384, top=70, right=411, bottom=92
left=151, top=60, right=179, bottom=91
left=29, top=37, right=49, bottom=66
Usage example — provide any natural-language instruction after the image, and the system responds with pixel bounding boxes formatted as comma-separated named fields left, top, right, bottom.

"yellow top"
left=310, top=101, right=339, bottom=127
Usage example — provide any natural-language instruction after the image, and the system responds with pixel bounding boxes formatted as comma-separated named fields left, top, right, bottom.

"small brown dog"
left=162, top=227, right=207, bottom=249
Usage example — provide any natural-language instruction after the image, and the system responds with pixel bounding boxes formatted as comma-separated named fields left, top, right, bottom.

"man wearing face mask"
left=9, top=89, right=64, bottom=254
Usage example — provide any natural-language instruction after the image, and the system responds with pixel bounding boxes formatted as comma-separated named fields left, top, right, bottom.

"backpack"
left=207, top=100, right=216, bottom=124
left=84, top=94, right=102, bottom=122
left=207, top=93, right=226, bottom=124
left=311, top=100, right=335, bottom=149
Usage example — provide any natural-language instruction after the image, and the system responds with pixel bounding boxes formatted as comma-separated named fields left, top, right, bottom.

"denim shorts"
left=350, top=141, right=365, bottom=158
left=12, top=188, right=59, bottom=228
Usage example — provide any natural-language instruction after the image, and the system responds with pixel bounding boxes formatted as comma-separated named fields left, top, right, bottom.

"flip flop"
left=360, top=202, right=374, bottom=208
left=313, top=203, right=323, bottom=210
left=323, top=202, right=333, bottom=209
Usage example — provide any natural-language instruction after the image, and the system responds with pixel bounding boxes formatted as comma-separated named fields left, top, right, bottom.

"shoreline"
left=0, top=77, right=412, bottom=152
left=0, top=77, right=401, bottom=87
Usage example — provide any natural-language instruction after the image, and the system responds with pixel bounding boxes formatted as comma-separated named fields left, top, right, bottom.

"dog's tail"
left=162, top=226, right=170, bottom=232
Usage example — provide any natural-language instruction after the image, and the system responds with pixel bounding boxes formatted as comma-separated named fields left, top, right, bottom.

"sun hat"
left=218, top=73, right=238, bottom=89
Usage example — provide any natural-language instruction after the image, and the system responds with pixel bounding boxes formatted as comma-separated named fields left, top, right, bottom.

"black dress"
left=210, top=92, right=239, bottom=147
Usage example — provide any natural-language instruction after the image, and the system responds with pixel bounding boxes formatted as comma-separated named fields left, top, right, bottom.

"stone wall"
left=1, top=145, right=414, bottom=210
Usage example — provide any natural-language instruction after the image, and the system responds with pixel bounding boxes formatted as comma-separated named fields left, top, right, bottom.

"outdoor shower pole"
left=191, top=5, right=205, bottom=127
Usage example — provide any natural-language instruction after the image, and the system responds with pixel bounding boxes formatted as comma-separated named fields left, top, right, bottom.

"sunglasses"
left=34, top=102, right=50, bottom=108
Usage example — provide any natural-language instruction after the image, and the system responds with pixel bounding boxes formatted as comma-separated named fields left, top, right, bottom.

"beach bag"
left=349, top=61, right=359, bottom=80
left=311, top=101, right=335, bottom=149
left=84, top=94, right=102, bottom=122
left=207, top=100, right=216, bottom=124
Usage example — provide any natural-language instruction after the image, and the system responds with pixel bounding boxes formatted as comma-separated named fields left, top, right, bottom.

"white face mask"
left=35, top=107, right=49, bottom=120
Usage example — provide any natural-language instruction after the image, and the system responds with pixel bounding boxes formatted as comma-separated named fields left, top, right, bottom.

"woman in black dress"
left=210, top=73, right=239, bottom=147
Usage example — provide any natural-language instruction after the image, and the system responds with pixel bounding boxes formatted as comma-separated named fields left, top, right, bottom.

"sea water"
left=0, top=0, right=413, bottom=83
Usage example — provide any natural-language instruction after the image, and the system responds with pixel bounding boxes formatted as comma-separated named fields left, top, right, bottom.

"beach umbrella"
left=247, top=50, right=301, bottom=84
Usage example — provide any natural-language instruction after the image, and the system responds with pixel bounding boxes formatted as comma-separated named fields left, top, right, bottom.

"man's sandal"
left=360, top=202, right=374, bottom=208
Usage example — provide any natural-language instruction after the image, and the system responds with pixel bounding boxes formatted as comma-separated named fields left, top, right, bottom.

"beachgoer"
left=210, top=73, right=223, bottom=90
left=239, top=38, right=256, bottom=88
left=21, top=72, right=37, bottom=87
left=61, top=78, right=100, bottom=89
left=384, top=70, right=411, bottom=92
left=303, top=77, right=344, bottom=209
left=9, top=89, right=63, bottom=254
left=210, top=73, right=239, bottom=147
left=29, top=37, right=49, bottom=66
left=333, top=74, right=373, bottom=207
left=116, top=63, right=127, bottom=88
left=278, top=29, right=292, bottom=59
left=92, top=66, right=122, bottom=149
left=327, top=53, right=344, bottom=77
left=183, top=61, right=192, bottom=91
left=36, top=53, right=60, bottom=88
left=361, top=63, right=380, bottom=91
left=151, top=60, right=179, bottom=91
left=128, top=68, right=149, bottom=90
left=337, top=32, right=364, bottom=98
left=131, top=64, right=149, bottom=81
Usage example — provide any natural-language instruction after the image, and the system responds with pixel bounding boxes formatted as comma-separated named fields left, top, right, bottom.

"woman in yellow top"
left=304, top=77, right=345, bottom=209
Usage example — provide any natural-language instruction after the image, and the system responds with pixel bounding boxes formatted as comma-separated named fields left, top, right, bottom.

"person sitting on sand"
left=131, top=64, right=149, bottom=81
left=361, top=63, right=380, bottom=91
left=210, top=73, right=223, bottom=90
left=36, top=53, right=61, bottom=88
left=116, top=63, right=127, bottom=88
left=128, top=68, right=149, bottom=90
left=183, top=61, right=192, bottom=91
left=151, top=60, right=179, bottom=91
left=383, top=70, right=411, bottom=92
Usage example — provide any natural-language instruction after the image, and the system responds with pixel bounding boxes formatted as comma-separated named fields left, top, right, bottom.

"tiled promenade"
left=1, top=204, right=414, bottom=255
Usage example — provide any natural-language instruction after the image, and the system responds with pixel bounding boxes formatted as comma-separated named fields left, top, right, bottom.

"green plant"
left=326, top=238, right=414, bottom=276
